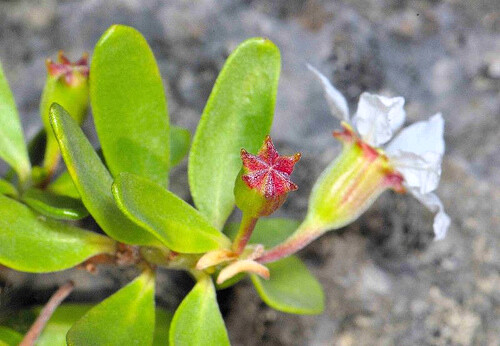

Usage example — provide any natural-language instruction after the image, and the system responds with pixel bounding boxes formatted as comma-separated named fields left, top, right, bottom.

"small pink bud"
left=235, top=136, right=300, bottom=217
left=45, top=51, right=89, bottom=87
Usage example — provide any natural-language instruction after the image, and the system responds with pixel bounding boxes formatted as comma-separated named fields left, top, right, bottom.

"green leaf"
left=224, top=218, right=300, bottom=248
left=169, top=276, right=229, bottom=346
left=91, top=24, right=170, bottom=186
left=0, top=178, right=17, bottom=197
left=0, top=326, right=23, bottom=346
left=188, top=38, right=280, bottom=229
left=0, top=194, right=115, bottom=273
left=170, top=126, right=190, bottom=167
left=153, top=309, right=173, bottom=346
left=48, top=147, right=106, bottom=200
left=67, top=270, right=155, bottom=346
left=112, top=172, right=231, bottom=253
left=47, top=170, right=80, bottom=199
left=21, top=188, right=88, bottom=220
left=29, top=304, right=171, bottom=346
left=251, top=256, right=324, bottom=315
left=34, top=304, right=92, bottom=346
left=49, top=103, right=160, bottom=246
left=0, top=62, right=30, bottom=182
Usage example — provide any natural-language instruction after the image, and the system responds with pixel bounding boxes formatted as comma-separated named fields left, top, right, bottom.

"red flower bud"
left=234, top=136, right=300, bottom=217
left=45, top=51, right=89, bottom=87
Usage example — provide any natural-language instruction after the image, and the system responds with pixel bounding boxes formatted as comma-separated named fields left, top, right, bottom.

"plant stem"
left=256, top=227, right=319, bottom=263
left=42, top=136, right=61, bottom=180
left=20, top=281, right=75, bottom=346
left=232, top=212, right=258, bottom=254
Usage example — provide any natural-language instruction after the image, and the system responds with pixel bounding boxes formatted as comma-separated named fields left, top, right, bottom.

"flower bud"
left=41, top=51, right=89, bottom=174
left=234, top=136, right=300, bottom=217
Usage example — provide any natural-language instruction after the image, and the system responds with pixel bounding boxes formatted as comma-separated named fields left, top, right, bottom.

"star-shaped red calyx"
left=240, top=135, right=301, bottom=199
left=46, top=51, right=89, bottom=87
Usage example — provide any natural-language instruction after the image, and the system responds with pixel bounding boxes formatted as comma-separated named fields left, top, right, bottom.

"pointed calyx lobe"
left=241, top=135, right=300, bottom=199
left=236, top=136, right=300, bottom=217
left=46, top=51, right=89, bottom=87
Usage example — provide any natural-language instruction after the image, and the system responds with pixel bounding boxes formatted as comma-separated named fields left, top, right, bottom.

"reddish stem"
left=20, top=281, right=75, bottom=346
left=257, top=231, right=318, bottom=263
left=232, top=212, right=258, bottom=254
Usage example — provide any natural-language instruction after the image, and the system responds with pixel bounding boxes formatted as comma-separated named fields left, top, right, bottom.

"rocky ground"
left=0, top=0, right=499, bottom=345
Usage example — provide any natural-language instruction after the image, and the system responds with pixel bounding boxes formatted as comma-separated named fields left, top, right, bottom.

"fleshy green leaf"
left=91, top=24, right=170, bottom=186
left=170, top=126, right=190, bottom=167
left=188, top=38, right=280, bottom=229
left=47, top=170, right=80, bottom=199
left=49, top=103, right=160, bottom=246
left=153, top=309, right=173, bottom=346
left=0, top=178, right=17, bottom=197
left=21, top=188, right=88, bottom=220
left=27, top=304, right=171, bottom=346
left=0, top=326, right=23, bottom=346
left=67, top=271, right=155, bottom=346
left=112, top=172, right=231, bottom=253
left=251, top=256, right=324, bottom=315
left=34, top=304, right=92, bottom=346
left=224, top=218, right=300, bottom=248
left=48, top=147, right=106, bottom=200
left=0, top=194, right=115, bottom=273
left=169, top=276, right=229, bottom=346
left=0, top=62, right=30, bottom=182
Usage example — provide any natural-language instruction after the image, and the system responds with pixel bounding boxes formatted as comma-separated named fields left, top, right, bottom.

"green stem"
left=232, top=212, right=258, bottom=254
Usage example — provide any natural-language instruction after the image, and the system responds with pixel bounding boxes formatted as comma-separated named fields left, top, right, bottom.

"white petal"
left=351, top=93, right=406, bottom=147
left=307, top=64, right=350, bottom=122
left=386, top=113, right=445, bottom=194
left=386, top=113, right=445, bottom=157
left=389, top=151, right=442, bottom=194
left=410, top=190, right=450, bottom=240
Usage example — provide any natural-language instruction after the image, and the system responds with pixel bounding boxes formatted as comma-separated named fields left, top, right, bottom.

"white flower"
left=308, top=64, right=450, bottom=240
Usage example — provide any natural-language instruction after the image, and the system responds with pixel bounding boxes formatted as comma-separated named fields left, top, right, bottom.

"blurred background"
left=0, top=0, right=499, bottom=345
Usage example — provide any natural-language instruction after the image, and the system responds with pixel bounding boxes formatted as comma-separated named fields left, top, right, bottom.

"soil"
left=0, top=0, right=499, bottom=345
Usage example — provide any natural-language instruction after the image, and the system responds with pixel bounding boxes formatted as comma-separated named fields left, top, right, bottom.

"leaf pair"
left=50, top=104, right=229, bottom=253
left=0, top=62, right=118, bottom=274
left=49, top=104, right=161, bottom=246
